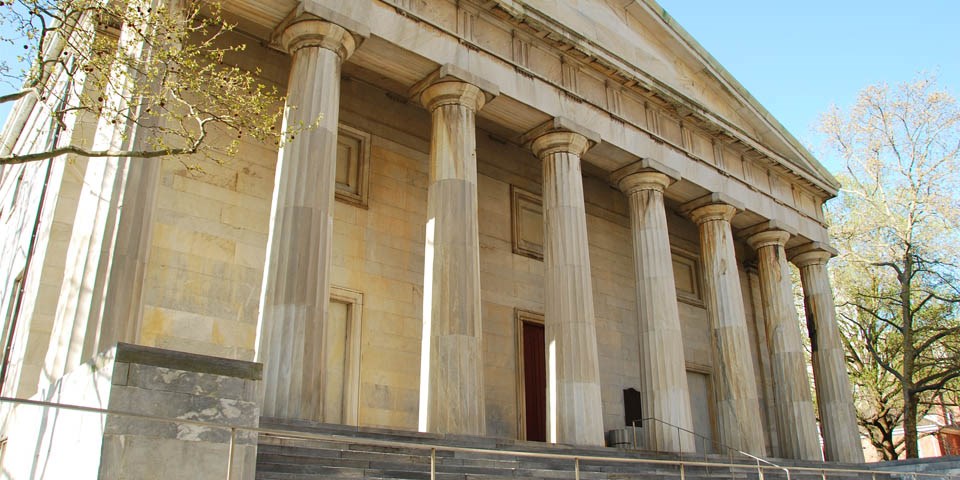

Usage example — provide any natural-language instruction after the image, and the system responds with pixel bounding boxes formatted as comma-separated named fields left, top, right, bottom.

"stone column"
left=255, top=18, right=356, bottom=420
left=686, top=199, right=766, bottom=456
left=97, top=156, right=160, bottom=352
left=745, top=229, right=821, bottom=460
left=531, top=130, right=604, bottom=446
left=791, top=244, right=865, bottom=463
left=418, top=79, right=487, bottom=435
left=43, top=8, right=170, bottom=386
left=45, top=157, right=126, bottom=386
left=613, top=165, right=694, bottom=452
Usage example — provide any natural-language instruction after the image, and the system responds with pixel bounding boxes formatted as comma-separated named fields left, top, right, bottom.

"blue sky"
left=2, top=2, right=959, bottom=174
left=656, top=0, right=960, bottom=173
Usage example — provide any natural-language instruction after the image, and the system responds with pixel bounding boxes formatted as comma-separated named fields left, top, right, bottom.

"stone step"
left=256, top=420, right=885, bottom=480
left=256, top=462, right=367, bottom=478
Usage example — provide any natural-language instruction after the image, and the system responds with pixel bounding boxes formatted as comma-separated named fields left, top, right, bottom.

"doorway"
left=686, top=368, right=717, bottom=453
left=516, top=310, right=546, bottom=442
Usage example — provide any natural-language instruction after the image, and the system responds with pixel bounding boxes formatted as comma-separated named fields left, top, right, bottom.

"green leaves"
left=1, top=0, right=293, bottom=165
left=821, top=74, right=960, bottom=459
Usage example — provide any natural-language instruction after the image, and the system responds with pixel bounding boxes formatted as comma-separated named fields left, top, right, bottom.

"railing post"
left=632, top=420, right=638, bottom=449
left=677, top=425, right=682, bottom=457
left=681, top=463, right=686, bottom=480
left=821, top=469, right=827, bottom=480
left=575, top=457, right=580, bottom=480
left=430, top=448, right=436, bottom=480
left=757, top=458, right=764, bottom=480
left=225, top=427, right=236, bottom=480
left=728, top=448, right=735, bottom=480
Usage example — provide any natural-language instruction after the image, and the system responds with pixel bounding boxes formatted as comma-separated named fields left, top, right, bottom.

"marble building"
left=0, top=0, right=865, bottom=475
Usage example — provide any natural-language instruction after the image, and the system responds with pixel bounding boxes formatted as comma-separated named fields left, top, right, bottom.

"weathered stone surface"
left=104, top=344, right=262, bottom=479
left=531, top=129, right=604, bottom=446
left=116, top=342, right=262, bottom=380
left=99, top=436, right=257, bottom=479
left=614, top=169, right=694, bottom=453
left=41, top=7, right=175, bottom=387
left=255, top=18, right=357, bottom=421
left=745, top=229, right=820, bottom=460
left=791, top=246, right=865, bottom=463
left=1, top=343, right=262, bottom=480
left=418, top=79, right=488, bottom=436
left=687, top=202, right=766, bottom=456
left=0, top=347, right=116, bottom=480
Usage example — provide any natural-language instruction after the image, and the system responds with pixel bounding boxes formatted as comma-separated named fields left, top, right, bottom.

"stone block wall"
left=1, top=340, right=115, bottom=480
left=0, top=107, right=95, bottom=400
left=138, top=37, right=289, bottom=361
left=1, top=343, right=261, bottom=480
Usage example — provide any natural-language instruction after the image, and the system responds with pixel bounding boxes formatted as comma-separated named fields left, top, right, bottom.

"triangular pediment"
left=515, top=0, right=838, bottom=192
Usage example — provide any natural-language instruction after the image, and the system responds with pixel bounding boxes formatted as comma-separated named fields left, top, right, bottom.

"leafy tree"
left=0, top=0, right=287, bottom=166
left=821, top=74, right=960, bottom=459
left=837, top=294, right=906, bottom=460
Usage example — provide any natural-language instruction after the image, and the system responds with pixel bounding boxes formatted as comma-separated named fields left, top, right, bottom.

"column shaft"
left=256, top=20, right=355, bottom=420
left=43, top=11, right=167, bottom=383
left=689, top=204, right=766, bottom=456
left=619, top=172, right=694, bottom=452
left=534, top=131, right=604, bottom=446
left=98, top=156, right=160, bottom=350
left=748, top=231, right=821, bottom=460
left=419, top=81, right=486, bottom=435
left=795, top=252, right=865, bottom=463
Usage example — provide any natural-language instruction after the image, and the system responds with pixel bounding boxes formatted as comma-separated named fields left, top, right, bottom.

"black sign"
left=623, top=388, right=642, bottom=427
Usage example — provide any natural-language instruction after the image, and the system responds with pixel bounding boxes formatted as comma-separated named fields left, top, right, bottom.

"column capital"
left=681, top=193, right=744, bottom=225
left=745, top=230, right=791, bottom=251
left=789, top=241, right=839, bottom=268
left=616, top=171, right=671, bottom=195
left=611, top=158, right=681, bottom=195
left=410, top=64, right=499, bottom=107
left=688, top=203, right=736, bottom=225
left=280, top=19, right=357, bottom=59
left=739, top=220, right=796, bottom=242
left=420, top=81, right=486, bottom=112
left=530, top=131, right=591, bottom=159
left=522, top=117, right=600, bottom=158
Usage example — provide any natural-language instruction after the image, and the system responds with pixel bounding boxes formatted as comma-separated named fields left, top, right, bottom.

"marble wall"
left=1, top=343, right=262, bottom=480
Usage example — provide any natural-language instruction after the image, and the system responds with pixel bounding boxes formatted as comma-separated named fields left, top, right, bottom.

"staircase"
left=254, top=418, right=896, bottom=480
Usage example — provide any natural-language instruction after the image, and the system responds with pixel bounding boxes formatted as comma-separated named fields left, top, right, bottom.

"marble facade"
left=0, top=0, right=863, bottom=468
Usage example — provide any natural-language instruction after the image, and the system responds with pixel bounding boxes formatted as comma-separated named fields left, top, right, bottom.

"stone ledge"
left=114, top=343, right=262, bottom=380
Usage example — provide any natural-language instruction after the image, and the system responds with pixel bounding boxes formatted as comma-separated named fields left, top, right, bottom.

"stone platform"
left=1, top=343, right=262, bottom=480
left=256, top=418, right=910, bottom=480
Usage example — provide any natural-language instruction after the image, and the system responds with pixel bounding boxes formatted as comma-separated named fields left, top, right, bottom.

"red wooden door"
left=522, top=321, right=546, bottom=442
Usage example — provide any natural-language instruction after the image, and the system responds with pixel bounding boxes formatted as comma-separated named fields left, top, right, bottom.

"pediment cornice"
left=481, top=0, right=840, bottom=197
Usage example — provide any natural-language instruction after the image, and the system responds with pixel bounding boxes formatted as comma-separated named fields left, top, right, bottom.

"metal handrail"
left=635, top=416, right=786, bottom=466
left=633, top=416, right=790, bottom=480
left=1, top=396, right=957, bottom=480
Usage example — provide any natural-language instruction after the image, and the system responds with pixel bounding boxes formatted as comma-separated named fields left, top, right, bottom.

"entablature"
left=219, top=0, right=832, bottom=247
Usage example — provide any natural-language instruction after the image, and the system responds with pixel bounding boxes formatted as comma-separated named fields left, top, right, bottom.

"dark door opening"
left=522, top=320, right=546, bottom=442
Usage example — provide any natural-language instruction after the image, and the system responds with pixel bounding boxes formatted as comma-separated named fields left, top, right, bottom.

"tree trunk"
left=903, top=392, right=918, bottom=458
left=881, top=436, right=898, bottom=461
left=901, top=251, right=919, bottom=458
left=878, top=414, right=900, bottom=460
left=871, top=424, right=899, bottom=460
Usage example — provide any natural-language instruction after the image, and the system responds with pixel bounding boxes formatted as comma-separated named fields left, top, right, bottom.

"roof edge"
left=638, top=0, right=840, bottom=193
